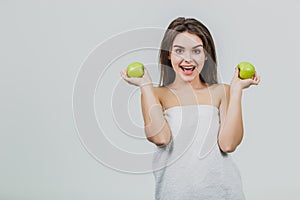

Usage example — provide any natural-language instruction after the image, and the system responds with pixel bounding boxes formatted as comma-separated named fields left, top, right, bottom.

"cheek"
left=172, top=53, right=182, bottom=60
left=170, top=54, right=182, bottom=65
left=194, top=54, right=206, bottom=62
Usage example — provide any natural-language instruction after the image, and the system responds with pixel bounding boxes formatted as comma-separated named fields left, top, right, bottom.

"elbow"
left=218, top=130, right=243, bottom=153
left=145, top=124, right=172, bottom=147
left=218, top=140, right=238, bottom=153
left=147, top=133, right=171, bottom=147
left=220, top=144, right=237, bottom=153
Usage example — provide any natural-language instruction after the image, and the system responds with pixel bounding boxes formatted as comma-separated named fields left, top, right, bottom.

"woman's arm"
left=141, top=85, right=172, bottom=146
left=218, top=84, right=243, bottom=153
left=218, top=68, right=260, bottom=153
left=121, top=68, right=171, bottom=146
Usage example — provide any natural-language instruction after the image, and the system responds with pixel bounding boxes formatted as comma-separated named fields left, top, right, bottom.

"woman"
left=121, top=17, right=260, bottom=200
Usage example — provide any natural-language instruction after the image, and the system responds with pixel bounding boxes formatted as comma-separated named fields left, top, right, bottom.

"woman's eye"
left=175, top=49, right=183, bottom=54
left=192, top=49, right=201, bottom=54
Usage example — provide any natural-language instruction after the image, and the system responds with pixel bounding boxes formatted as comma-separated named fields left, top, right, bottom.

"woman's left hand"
left=230, top=67, right=261, bottom=92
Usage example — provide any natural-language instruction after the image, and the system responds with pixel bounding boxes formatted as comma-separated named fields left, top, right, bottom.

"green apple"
left=126, top=62, right=144, bottom=78
left=237, top=62, right=255, bottom=79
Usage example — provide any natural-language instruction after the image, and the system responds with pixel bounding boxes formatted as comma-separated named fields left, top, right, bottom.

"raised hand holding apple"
left=230, top=62, right=260, bottom=92
left=120, top=62, right=152, bottom=87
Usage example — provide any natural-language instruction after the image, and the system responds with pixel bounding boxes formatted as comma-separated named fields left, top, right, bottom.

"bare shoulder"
left=153, top=85, right=172, bottom=96
left=152, top=85, right=165, bottom=103
left=153, top=85, right=165, bottom=97
left=215, top=84, right=231, bottom=111
left=210, top=83, right=230, bottom=96
left=152, top=86, right=176, bottom=109
left=207, top=84, right=230, bottom=108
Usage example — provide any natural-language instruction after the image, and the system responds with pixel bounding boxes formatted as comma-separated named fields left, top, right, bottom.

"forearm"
left=140, top=85, right=171, bottom=146
left=218, top=89, right=244, bottom=152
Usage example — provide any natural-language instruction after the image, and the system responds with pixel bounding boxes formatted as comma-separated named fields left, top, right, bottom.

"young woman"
left=121, top=17, right=260, bottom=200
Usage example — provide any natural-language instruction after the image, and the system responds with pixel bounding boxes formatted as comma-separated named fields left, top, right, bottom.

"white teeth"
left=181, top=66, right=194, bottom=68
left=180, top=66, right=196, bottom=71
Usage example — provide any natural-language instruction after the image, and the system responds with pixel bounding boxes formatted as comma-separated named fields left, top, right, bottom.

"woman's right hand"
left=230, top=67, right=260, bottom=92
left=120, top=67, right=153, bottom=87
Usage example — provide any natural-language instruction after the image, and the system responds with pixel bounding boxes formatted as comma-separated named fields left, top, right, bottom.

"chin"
left=179, top=74, right=198, bottom=82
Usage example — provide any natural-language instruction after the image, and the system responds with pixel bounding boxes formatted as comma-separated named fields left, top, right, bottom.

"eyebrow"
left=173, top=44, right=203, bottom=49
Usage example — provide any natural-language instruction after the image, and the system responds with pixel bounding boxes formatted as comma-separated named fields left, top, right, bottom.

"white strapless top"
left=152, top=105, right=245, bottom=200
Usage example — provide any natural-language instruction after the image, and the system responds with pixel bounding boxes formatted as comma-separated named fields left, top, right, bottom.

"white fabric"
left=152, top=105, right=245, bottom=200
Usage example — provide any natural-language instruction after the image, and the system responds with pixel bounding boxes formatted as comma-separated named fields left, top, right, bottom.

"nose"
left=183, top=52, right=192, bottom=62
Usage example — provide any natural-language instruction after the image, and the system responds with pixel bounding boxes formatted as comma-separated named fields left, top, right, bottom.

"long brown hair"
left=159, top=17, right=218, bottom=86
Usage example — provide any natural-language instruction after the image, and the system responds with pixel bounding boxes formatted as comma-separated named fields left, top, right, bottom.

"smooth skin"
left=121, top=31, right=260, bottom=153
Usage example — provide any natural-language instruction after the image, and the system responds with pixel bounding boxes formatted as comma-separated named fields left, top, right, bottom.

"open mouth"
left=179, top=66, right=196, bottom=73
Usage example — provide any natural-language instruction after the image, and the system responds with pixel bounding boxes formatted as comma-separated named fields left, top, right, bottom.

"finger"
left=253, top=71, right=259, bottom=79
left=120, top=70, right=126, bottom=79
left=252, top=80, right=259, bottom=85
left=143, top=67, right=149, bottom=76
left=254, top=72, right=259, bottom=81
left=253, top=71, right=260, bottom=82
left=120, top=70, right=125, bottom=77
left=234, top=67, right=240, bottom=78
left=121, top=71, right=130, bottom=82
left=255, top=75, right=261, bottom=84
left=120, top=71, right=124, bottom=78
left=251, top=76, right=260, bottom=85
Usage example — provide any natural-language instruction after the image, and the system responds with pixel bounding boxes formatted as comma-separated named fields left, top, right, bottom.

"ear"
left=168, top=54, right=171, bottom=60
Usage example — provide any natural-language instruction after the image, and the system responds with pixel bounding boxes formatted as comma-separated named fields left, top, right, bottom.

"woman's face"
left=169, top=31, right=207, bottom=83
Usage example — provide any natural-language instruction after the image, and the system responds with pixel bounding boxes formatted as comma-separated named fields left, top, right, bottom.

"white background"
left=1, top=0, right=300, bottom=199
